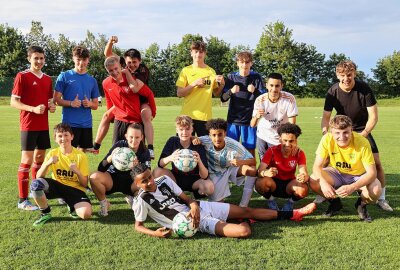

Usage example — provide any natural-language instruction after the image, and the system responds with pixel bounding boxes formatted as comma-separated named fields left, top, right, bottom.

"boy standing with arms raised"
left=11, top=45, right=56, bottom=210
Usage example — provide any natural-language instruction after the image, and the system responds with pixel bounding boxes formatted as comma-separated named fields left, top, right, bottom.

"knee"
left=237, top=223, right=252, bottom=238
left=30, top=178, right=47, bottom=198
left=89, top=172, right=102, bottom=184
left=79, top=208, right=92, bottom=220
left=255, top=178, right=270, bottom=194
left=293, top=185, right=309, bottom=199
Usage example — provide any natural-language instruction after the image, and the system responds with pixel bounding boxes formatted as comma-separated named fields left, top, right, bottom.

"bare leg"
left=214, top=221, right=251, bottom=238
left=89, top=171, right=114, bottom=201
left=141, top=104, right=154, bottom=145
left=74, top=201, right=92, bottom=219
left=94, top=107, right=115, bottom=146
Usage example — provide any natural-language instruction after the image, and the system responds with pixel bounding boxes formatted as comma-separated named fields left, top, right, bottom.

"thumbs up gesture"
left=71, top=94, right=81, bottom=108
left=82, top=94, right=91, bottom=108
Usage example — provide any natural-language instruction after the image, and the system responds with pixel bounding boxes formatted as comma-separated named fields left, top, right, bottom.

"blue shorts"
left=227, top=123, right=256, bottom=149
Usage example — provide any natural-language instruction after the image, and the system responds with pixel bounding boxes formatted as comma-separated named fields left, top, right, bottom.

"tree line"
left=1, top=21, right=399, bottom=97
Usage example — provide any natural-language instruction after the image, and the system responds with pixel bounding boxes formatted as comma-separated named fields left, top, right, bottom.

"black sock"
left=40, top=206, right=51, bottom=214
left=19, top=198, right=27, bottom=203
left=277, top=210, right=294, bottom=220
left=93, top=142, right=101, bottom=150
left=263, top=192, right=272, bottom=200
left=148, top=144, right=154, bottom=150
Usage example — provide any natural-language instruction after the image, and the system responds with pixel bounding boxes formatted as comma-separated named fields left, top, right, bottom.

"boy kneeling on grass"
left=30, top=123, right=92, bottom=227
left=131, top=164, right=316, bottom=238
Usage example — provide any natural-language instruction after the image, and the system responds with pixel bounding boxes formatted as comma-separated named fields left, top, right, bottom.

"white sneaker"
left=17, top=200, right=38, bottom=211
left=57, top=198, right=66, bottom=205
left=148, top=148, right=155, bottom=160
left=377, top=199, right=393, bottom=211
left=99, top=199, right=110, bottom=217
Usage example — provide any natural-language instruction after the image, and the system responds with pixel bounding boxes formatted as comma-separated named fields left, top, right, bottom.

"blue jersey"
left=222, top=71, right=265, bottom=125
left=55, top=70, right=100, bottom=128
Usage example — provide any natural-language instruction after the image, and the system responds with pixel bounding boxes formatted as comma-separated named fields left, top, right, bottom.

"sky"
left=1, top=0, right=399, bottom=76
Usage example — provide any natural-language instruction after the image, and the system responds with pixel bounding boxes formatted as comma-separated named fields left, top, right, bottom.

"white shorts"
left=324, top=167, right=363, bottom=189
left=208, top=166, right=245, bottom=202
left=198, top=201, right=230, bottom=235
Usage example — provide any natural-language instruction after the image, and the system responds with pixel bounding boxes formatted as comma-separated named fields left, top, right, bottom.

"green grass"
left=0, top=101, right=399, bottom=269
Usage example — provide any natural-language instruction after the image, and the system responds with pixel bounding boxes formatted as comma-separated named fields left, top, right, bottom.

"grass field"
left=0, top=101, right=399, bottom=269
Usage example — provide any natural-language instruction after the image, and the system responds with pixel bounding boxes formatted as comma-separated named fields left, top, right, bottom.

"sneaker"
left=66, top=205, right=79, bottom=219
left=291, top=202, right=317, bottom=221
left=148, top=148, right=155, bottom=160
left=267, top=199, right=279, bottom=211
left=323, top=198, right=343, bottom=217
left=17, top=200, right=39, bottom=211
left=99, top=199, right=111, bottom=217
left=377, top=199, right=393, bottom=212
left=281, top=200, right=294, bottom=211
left=57, top=198, right=66, bottom=205
left=125, top=196, right=134, bottom=208
left=355, top=197, right=372, bottom=222
left=86, top=148, right=99, bottom=155
left=33, top=213, right=52, bottom=227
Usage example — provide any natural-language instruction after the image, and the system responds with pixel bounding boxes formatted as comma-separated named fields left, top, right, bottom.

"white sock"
left=239, top=176, right=256, bottom=207
left=313, top=195, right=326, bottom=204
left=379, top=187, right=386, bottom=201
left=269, top=195, right=275, bottom=201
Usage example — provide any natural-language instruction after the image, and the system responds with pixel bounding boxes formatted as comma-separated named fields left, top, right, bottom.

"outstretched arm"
left=134, top=221, right=172, bottom=238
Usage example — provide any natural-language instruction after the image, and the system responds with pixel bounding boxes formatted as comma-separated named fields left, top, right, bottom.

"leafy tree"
left=205, top=36, right=232, bottom=75
left=373, top=51, right=400, bottom=97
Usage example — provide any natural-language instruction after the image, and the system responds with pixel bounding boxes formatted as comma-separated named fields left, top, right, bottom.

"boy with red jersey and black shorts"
left=11, top=45, right=56, bottom=210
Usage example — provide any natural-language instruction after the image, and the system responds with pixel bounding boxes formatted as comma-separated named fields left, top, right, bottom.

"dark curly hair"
left=277, top=123, right=302, bottom=138
left=205, top=118, right=227, bottom=132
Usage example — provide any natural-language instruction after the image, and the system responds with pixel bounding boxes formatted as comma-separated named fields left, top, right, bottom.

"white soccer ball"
left=173, top=149, right=197, bottom=173
left=172, top=212, right=198, bottom=238
left=111, top=147, right=136, bottom=171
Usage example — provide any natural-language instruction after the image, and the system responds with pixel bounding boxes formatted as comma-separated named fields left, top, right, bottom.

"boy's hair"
left=130, top=163, right=149, bottom=180
left=27, top=46, right=44, bottom=58
left=126, top=123, right=147, bottom=152
left=104, top=55, right=120, bottom=69
left=277, top=123, right=302, bottom=138
left=175, top=115, right=193, bottom=129
left=267, top=72, right=283, bottom=82
left=329, top=115, right=353, bottom=130
left=336, top=60, right=357, bottom=74
left=191, top=41, right=207, bottom=52
left=72, top=45, right=90, bottom=59
left=124, top=49, right=142, bottom=60
left=53, top=123, right=73, bottom=135
left=205, top=118, right=227, bottom=132
left=236, top=51, right=253, bottom=62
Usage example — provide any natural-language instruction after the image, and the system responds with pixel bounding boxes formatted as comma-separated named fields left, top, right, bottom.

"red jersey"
left=11, top=70, right=53, bottom=131
left=261, top=144, right=306, bottom=181
left=102, top=74, right=156, bottom=123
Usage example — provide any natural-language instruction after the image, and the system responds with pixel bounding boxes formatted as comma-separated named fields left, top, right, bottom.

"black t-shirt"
left=158, top=136, right=208, bottom=178
left=324, top=80, right=377, bottom=131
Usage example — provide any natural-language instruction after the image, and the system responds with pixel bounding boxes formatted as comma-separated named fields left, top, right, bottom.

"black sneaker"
left=323, top=198, right=343, bottom=217
left=355, top=197, right=372, bottom=222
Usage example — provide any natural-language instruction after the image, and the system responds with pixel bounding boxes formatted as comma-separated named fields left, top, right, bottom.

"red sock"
left=18, top=163, right=31, bottom=199
left=31, top=162, right=43, bottom=179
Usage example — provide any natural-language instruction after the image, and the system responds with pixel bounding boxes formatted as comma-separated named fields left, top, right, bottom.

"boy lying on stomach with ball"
left=132, top=164, right=317, bottom=238
left=153, top=115, right=214, bottom=198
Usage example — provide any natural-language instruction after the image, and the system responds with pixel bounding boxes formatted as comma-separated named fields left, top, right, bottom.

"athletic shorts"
left=271, top=178, right=292, bottom=198
left=21, top=131, right=51, bottom=151
left=71, top=127, right=93, bottom=149
left=105, top=171, right=135, bottom=196
left=208, top=166, right=244, bottom=202
left=113, top=120, right=144, bottom=145
left=227, top=123, right=257, bottom=149
left=40, top=178, right=91, bottom=212
left=139, top=96, right=148, bottom=105
left=366, top=134, right=379, bottom=153
left=192, top=120, right=208, bottom=137
left=256, top=137, right=274, bottom=161
left=173, top=172, right=205, bottom=199
left=323, top=167, right=363, bottom=189
left=198, top=201, right=230, bottom=235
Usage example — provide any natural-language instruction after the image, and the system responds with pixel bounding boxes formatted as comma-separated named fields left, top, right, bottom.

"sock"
left=31, top=162, right=42, bottom=179
left=239, top=176, right=256, bottom=207
left=93, top=142, right=101, bottom=150
left=313, top=195, right=326, bottom=204
left=148, top=144, right=154, bottom=150
left=269, top=195, right=275, bottom=201
left=288, top=198, right=295, bottom=203
left=40, top=206, right=51, bottom=214
left=379, top=187, right=386, bottom=201
left=18, top=163, right=31, bottom=199
left=277, top=210, right=293, bottom=220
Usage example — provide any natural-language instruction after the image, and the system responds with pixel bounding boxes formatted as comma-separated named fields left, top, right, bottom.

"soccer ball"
left=111, top=147, right=136, bottom=171
left=173, top=149, right=197, bottom=173
left=172, top=212, right=198, bottom=238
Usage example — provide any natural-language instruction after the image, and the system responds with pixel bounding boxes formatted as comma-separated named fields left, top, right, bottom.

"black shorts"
left=192, top=119, right=208, bottom=137
left=105, top=171, right=135, bottom=196
left=71, top=127, right=93, bottom=148
left=139, top=96, right=148, bottom=105
left=21, top=131, right=51, bottom=151
left=366, top=134, right=379, bottom=153
left=271, top=178, right=292, bottom=198
left=43, top=178, right=91, bottom=212
left=173, top=172, right=205, bottom=199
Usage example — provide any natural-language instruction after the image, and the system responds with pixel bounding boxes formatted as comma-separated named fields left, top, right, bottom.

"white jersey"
left=132, top=175, right=189, bottom=228
left=253, top=91, right=298, bottom=145
left=199, top=136, right=253, bottom=176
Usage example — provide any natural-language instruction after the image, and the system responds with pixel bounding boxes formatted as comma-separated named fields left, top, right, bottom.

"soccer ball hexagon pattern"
left=111, top=147, right=136, bottom=171
left=173, top=149, right=197, bottom=173
left=172, top=212, right=198, bottom=238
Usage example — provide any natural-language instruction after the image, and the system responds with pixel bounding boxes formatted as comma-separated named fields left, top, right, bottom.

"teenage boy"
left=176, top=41, right=225, bottom=136
left=221, top=51, right=265, bottom=157
left=195, top=118, right=257, bottom=207
left=250, top=73, right=298, bottom=160
left=30, top=123, right=92, bottom=226
left=310, top=115, right=381, bottom=222
left=153, top=115, right=214, bottom=198
left=92, top=36, right=156, bottom=158
left=54, top=45, right=100, bottom=152
left=132, top=164, right=317, bottom=238
left=321, top=60, right=392, bottom=211
left=11, top=45, right=56, bottom=210
left=256, top=123, right=309, bottom=211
